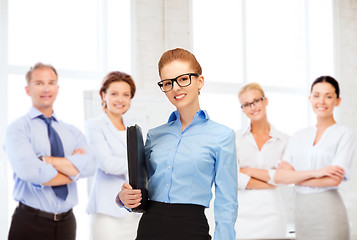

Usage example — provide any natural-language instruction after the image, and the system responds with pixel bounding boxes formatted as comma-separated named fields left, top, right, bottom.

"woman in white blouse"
left=275, top=76, right=356, bottom=240
left=235, top=82, right=289, bottom=239
left=85, top=71, right=140, bottom=240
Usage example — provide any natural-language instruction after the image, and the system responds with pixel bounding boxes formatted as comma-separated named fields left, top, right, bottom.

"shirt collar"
left=28, top=106, right=59, bottom=122
left=102, top=112, right=128, bottom=128
left=241, top=122, right=285, bottom=140
left=167, top=110, right=209, bottom=124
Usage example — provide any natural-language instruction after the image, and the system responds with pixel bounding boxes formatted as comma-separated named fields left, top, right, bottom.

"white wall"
left=334, top=0, right=357, bottom=238
left=131, top=0, right=192, bottom=128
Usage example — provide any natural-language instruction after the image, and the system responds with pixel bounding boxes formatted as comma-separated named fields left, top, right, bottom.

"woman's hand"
left=239, top=168, right=252, bottom=175
left=277, top=161, right=294, bottom=171
left=118, top=183, right=142, bottom=209
left=315, top=165, right=345, bottom=180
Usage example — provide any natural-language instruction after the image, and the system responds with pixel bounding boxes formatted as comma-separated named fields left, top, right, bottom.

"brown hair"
left=25, top=62, right=58, bottom=85
left=99, top=71, right=136, bottom=109
left=238, top=82, right=265, bottom=98
left=158, top=48, right=202, bottom=78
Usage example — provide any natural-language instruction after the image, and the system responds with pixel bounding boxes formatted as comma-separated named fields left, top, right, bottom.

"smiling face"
left=102, top=81, right=132, bottom=116
left=25, top=67, right=59, bottom=116
left=309, top=82, right=341, bottom=120
left=239, top=89, right=268, bottom=122
left=160, top=60, right=204, bottom=112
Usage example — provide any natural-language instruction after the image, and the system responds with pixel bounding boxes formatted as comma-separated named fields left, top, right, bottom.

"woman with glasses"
left=235, top=82, right=289, bottom=239
left=274, top=76, right=356, bottom=240
left=116, top=48, right=238, bottom=240
left=85, top=71, right=140, bottom=240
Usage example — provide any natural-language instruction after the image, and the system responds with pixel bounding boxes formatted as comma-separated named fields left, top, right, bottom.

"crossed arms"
left=240, top=161, right=344, bottom=189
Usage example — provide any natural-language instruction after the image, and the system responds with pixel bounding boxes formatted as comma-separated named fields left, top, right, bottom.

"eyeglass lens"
left=159, top=74, right=193, bottom=92
left=242, top=98, right=264, bottom=109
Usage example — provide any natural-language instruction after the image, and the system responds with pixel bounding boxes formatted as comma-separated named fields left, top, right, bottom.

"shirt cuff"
left=238, top=172, right=251, bottom=190
left=70, top=173, right=80, bottom=181
left=267, top=169, right=277, bottom=186
left=115, top=194, right=132, bottom=212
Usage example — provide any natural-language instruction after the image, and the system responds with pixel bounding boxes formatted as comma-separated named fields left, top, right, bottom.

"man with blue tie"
left=5, top=63, right=95, bottom=240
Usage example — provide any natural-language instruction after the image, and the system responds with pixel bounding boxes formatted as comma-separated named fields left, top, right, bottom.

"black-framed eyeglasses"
left=157, top=73, right=200, bottom=93
left=241, top=97, right=265, bottom=109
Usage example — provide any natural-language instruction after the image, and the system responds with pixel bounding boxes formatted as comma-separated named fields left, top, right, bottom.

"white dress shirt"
left=235, top=123, right=289, bottom=239
left=283, top=123, right=356, bottom=194
left=237, top=124, right=289, bottom=189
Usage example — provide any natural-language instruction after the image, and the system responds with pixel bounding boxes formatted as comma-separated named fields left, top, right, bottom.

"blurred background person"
left=276, top=76, right=356, bottom=240
left=235, top=82, right=288, bottom=239
left=85, top=71, right=140, bottom=240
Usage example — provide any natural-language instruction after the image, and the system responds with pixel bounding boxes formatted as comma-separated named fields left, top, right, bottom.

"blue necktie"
left=38, top=115, right=69, bottom=200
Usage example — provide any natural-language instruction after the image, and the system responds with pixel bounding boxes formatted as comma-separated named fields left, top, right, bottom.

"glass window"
left=265, top=91, right=309, bottom=135
left=192, top=0, right=243, bottom=84
left=200, top=93, right=241, bottom=131
left=107, top=0, right=132, bottom=73
left=193, top=0, right=334, bottom=131
left=245, top=0, right=307, bottom=88
left=8, top=0, right=99, bottom=71
left=307, top=0, right=334, bottom=79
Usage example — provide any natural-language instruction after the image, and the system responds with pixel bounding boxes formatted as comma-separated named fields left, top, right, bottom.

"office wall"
left=334, top=0, right=357, bottom=238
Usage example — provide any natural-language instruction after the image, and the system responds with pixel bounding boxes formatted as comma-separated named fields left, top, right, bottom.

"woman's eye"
left=164, top=81, right=172, bottom=87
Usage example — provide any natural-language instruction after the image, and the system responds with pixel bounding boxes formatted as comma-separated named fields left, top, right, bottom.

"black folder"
left=126, top=124, right=149, bottom=212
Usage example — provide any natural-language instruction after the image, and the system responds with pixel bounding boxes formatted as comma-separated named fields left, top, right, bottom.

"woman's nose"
left=172, top=81, right=181, bottom=91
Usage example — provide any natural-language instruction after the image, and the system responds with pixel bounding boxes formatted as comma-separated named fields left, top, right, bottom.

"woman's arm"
left=246, top=177, right=275, bottom=189
left=240, top=168, right=270, bottom=182
left=297, top=175, right=343, bottom=187
left=274, top=165, right=345, bottom=185
left=240, top=168, right=276, bottom=189
left=85, top=120, right=128, bottom=175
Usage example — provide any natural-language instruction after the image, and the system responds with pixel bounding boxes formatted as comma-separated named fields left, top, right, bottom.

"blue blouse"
left=145, top=110, right=238, bottom=240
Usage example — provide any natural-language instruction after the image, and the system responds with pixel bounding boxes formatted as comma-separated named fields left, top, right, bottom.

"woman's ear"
left=264, top=97, right=269, bottom=106
left=198, top=75, right=205, bottom=91
left=101, top=91, right=107, bottom=108
left=101, top=91, right=106, bottom=101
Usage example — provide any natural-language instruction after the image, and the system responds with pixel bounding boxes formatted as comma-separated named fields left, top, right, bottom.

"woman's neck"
left=177, top=104, right=201, bottom=131
left=106, top=110, right=125, bottom=130
left=250, top=117, right=270, bottom=135
left=316, top=116, right=336, bottom=130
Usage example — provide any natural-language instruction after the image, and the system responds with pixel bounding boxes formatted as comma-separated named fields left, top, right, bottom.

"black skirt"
left=136, top=201, right=211, bottom=240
